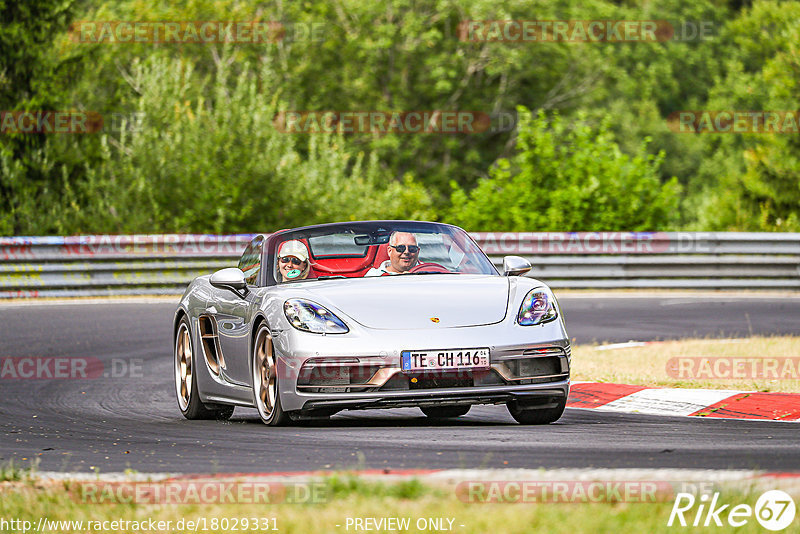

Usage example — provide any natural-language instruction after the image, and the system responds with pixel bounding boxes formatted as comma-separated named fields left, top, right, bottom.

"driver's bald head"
left=389, top=231, right=417, bottom=246
left=386, top=231, right=419, bottom=273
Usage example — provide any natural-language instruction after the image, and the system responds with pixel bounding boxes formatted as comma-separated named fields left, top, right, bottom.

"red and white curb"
left=568, top=382, right=800, bottom=421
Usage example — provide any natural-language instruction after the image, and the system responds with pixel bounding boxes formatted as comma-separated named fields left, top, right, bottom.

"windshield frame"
left=263, top=220, right=498, bottom=286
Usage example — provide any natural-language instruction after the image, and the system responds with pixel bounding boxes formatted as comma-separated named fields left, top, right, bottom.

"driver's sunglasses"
left=279, top=256, right=304, bottom=266
left=390, top=244, right=420, bottom=254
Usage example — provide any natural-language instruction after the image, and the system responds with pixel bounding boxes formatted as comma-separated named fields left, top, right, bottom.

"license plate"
left=401, top=348, right=490, bottom=371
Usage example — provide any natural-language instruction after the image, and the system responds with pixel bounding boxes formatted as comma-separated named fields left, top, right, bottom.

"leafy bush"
left=3, top=0, right=799, bottom=235
left=21, top=54, right=434, bottom=234
left=448, top=108, right=681, bottom=231
left=693, top=1, right=800, bottom=231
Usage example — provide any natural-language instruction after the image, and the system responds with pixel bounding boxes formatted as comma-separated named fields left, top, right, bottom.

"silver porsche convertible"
left=173, top=221, right=570, bottom=425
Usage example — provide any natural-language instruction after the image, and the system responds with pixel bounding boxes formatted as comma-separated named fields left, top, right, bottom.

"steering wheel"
left=409, top=262, right=450, bottom=274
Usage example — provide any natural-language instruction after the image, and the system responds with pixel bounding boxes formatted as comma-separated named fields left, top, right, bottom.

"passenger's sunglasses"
left=279, top=256, right=304, bottom=266
left=389, top=244, right=420, bottom=254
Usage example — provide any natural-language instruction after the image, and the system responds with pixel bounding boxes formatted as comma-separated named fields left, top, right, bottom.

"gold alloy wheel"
left=254, top=327, right=277, bottom=419
left=175, top=322, right=193, bottom=412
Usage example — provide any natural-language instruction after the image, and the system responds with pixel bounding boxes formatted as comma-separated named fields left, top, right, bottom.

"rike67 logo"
left=668, top=490, right=796, bottom=531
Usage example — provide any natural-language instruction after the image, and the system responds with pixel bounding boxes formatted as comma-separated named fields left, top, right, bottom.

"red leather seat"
left=372, top=244, right=389, bottom=269
left=307, top=244, right=379, bottom=278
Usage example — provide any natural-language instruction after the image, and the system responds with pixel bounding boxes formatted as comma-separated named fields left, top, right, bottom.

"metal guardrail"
left=1, top=232, right=799, bottom=297
left=0, top=235, right=253, bottom=298
left=473, top=232, right=800, bottom=289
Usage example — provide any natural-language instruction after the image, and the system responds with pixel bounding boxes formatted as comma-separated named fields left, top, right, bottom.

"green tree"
left=691, top=0, right=800, bottom=230
left=727, top=37, right=800, bottom=231
left=83, top=0, right=624, bottom=200
left=5, top=0, right=798, bottom=235
left=0, top=0, right=81, bottom=234
left=56, top=55, right=434, bottom=234
left=448, top=108, right=681, bottom=231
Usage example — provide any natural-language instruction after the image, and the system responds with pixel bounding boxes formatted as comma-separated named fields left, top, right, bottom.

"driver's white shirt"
left=364, top=260, right=415, bottom=277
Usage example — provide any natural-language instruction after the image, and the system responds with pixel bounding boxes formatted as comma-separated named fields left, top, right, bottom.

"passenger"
left=276, top=240, right=311, bottom=282
left=365, top=231, right=420, bottom=276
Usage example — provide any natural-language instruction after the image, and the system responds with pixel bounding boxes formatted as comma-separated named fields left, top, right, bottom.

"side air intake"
left=198, top=315, right=225, bottom=375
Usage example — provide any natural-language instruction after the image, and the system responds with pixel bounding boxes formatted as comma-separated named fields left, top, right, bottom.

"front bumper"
left=297, top=381, right=569, bottom=414
left=273, top=318, right=571, bottom=413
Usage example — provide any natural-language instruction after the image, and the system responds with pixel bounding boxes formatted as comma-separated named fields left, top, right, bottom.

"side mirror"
left=210, top=267, right=248, bottom=295
left=503, top=256, right=532, bottom=277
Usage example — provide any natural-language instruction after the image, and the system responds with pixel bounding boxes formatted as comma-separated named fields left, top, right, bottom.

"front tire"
left=174, top=316, right=234, bottom=420
left=507, top=397, right=566, bottom=425
left=253, top=323, right=290, bottom=426
left=421, top=405, right=471, bottom=418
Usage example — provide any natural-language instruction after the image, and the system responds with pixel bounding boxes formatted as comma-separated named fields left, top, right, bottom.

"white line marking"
left=0, top=296, right=178, bottom=308
left=594, top=341, right=648, bottom=351
left=598, top=388, right=745, bottom=416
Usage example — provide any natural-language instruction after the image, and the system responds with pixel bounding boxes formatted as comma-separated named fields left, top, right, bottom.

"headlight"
left=517, top=288, right=558, bottom=326
left=283, top=299, right=349, bottom=334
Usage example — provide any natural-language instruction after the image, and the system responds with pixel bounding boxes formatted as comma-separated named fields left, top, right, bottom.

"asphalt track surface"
left=1, top=295, right=798, bottom=474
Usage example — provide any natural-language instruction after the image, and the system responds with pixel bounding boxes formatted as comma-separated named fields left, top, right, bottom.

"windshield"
left=266, top=221, right=497, bottom=285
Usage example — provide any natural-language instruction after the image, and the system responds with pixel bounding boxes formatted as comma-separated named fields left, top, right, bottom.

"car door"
left=207, top=235, right=264, bottom=386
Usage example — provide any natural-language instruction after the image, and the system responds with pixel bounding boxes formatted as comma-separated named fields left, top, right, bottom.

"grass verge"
left=0, top=475, right=787, bottom=534
left=572, top=336, right=800, bottom=392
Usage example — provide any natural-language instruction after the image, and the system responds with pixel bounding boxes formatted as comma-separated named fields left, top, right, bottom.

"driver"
left=365, top=231, right=420, bottom=276
left=276, top=240, right=311, bottom=282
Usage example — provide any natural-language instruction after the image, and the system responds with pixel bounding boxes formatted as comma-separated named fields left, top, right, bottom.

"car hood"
left=292, top=275, right=510, bottom=330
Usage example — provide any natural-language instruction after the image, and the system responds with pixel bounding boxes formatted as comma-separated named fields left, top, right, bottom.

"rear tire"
left=507, top=397, right=566, bottom=425
left=421, top=405, right=470, bottom=418
left=253, top=323, right=290, bottom=426
left=174, top=316, right=234, bottom=420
